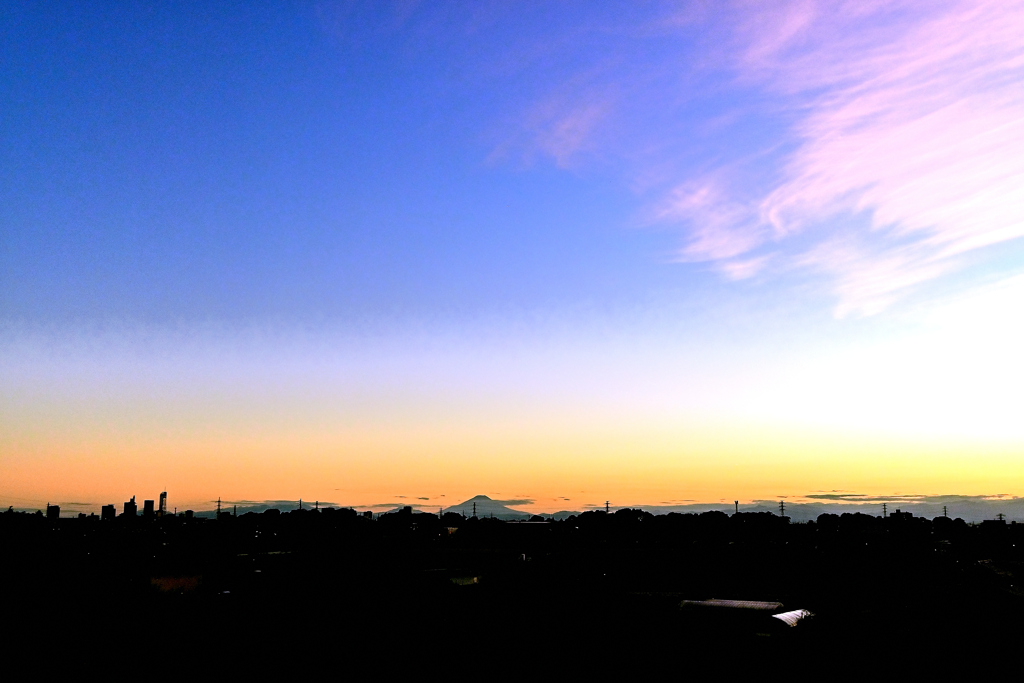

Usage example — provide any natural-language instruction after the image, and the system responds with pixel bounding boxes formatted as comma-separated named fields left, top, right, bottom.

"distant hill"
left=440, top=495, right=530, bottom=520
left=539, top=510, right=582, bottom=520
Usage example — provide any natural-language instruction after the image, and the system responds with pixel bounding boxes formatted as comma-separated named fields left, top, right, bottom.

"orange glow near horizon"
left=5, top=409, right=1023, bottom=514
left=4, top=277, right=1023, bottom=515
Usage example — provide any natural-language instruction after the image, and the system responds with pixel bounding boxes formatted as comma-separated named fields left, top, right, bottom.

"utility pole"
left=472, top=502, right=476, bottom=518
left=315, top=500, right=319, bottom=511
left=217, top=497, right=221, bottom=518
left=882, top=503, right=887, bottom=518
left=943, top=505, right=948, bottom=518
left=779, top=500, right=785, bottom=517
left=735, top=501, right=739, bottom=515
left=233, top=505, right=236, bottom=517
left=605, top=501, right=610, bottom=514
left=998, top=513, right=1006, bottom=522
left=299, top=499, right=303, bottom=511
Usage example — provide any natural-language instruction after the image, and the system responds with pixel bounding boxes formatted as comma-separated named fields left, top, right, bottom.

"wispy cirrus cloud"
left=530, top=99, right=613, bottom=168
left=737, top=0, right=1024, bottom=314
left=506, top=0, right=1024, bottom=315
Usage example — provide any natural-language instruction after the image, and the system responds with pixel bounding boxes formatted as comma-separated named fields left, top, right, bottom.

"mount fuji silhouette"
left=443, top=495, right=530, bottom=520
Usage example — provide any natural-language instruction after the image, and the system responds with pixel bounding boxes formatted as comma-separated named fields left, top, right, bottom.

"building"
left=123, top=496, right=137, bottom=517
left=888, top=508, right=914, bottom=522
left=101, top=505, right=116, bottom=521
left=158, top=491, right=167, bottom=517
left=46, top=504, right=60, bottom=520
left=143, top=499, right=155, bottom=517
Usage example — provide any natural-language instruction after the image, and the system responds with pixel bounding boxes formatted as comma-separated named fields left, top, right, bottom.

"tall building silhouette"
left=143, top=500, right=155, bottom=517
left=123, top=496, right=137, bottom=517
left=46, top=504, right=60, bottom=520
left=158, top=491, right=167, bottom=517
left=101, top=504, right=115, bottom=521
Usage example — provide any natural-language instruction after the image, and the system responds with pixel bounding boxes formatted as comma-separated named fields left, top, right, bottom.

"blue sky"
left=3, top=1, right=1024, bottom=514
left=2, top=2, right=697, bottom=326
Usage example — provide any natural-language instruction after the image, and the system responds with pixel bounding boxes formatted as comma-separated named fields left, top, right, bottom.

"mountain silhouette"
left=444, top=495, right=530, bottom=520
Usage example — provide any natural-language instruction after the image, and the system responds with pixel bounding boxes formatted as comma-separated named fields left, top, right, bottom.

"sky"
left=3, top=0, right=1024, bottom=518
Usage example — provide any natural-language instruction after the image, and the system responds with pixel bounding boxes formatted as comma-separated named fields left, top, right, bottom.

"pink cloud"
left=503, top=0, right=1024, bottom=315
left=682, top=0, right=1024, bottom=314
left=657, top=179, right=770, bottom=261
left=531, top=99, right=611, bottom=168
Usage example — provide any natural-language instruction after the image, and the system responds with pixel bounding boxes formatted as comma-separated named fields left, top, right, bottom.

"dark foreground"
left=5, top=507, right=1023, bottom=672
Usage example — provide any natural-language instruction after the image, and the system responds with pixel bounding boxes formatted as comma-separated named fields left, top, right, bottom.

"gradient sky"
left=3, top=1, right=1024, bottom=515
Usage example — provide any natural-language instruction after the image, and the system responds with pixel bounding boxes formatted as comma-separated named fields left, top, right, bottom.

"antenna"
left=315, top=500, right=318, bottom=511
left=882, top=503, right=887, bottom=518
left=233, top=505, right=236, bottom=517
left=943, top=505, right=948, bottom=518
left=299, top=499, right=302, bottom=511
left=217, top=497, right=221, bottom=518
left=472, top=502, right=477, bottom=518
left=779, top=500, right=785, bottom=517
left=605, top=501, right=610, bottom=514
left=735, top=501, right=739, bottom=515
